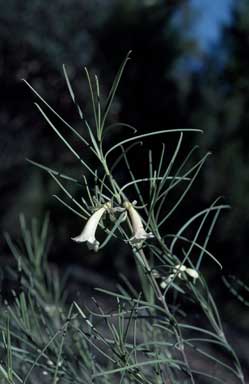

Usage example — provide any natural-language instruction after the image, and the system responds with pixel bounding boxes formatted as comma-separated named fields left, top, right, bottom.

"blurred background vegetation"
left=1, top=0, right=249, bottom=361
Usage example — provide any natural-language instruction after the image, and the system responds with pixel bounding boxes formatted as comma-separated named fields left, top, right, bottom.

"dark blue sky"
left=190, top=0, right=234, bottom=50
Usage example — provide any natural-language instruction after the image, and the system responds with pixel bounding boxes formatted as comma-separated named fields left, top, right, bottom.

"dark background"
left=0, top=0, right=249, bottom=368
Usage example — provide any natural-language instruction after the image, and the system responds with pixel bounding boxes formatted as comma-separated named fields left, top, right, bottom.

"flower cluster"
left=72, top=200, right=154, bottom=251
left=160, top=264, right=199, bottom=289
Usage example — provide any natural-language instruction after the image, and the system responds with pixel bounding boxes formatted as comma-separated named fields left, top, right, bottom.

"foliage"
left=0, top=0, right=191, bottom=256
left=0, top=53, right=245, bottom=384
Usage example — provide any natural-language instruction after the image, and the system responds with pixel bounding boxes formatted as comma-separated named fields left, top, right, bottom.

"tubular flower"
left=71, top=202, right=111, bottom=252
left=174, top=264, right=199, bottom=280
left=123, top=201, right=154, bottom=245
left=160, top=264, right=199, bottom=289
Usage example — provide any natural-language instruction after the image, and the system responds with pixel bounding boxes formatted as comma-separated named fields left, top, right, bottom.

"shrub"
left=0, top=53, right=245, bottom=384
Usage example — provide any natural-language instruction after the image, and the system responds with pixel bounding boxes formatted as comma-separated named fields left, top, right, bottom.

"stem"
left=135, top=247, right=195, bottom=384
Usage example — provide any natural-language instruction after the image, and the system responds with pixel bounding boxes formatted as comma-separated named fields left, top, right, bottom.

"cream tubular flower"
left=72, top=202, right=111, bottom=252
left=160, top=264, right=199, bottom=289
left=185, top=267, right=199, bottom=279
left=174, top=264, right=199, bottom=280
left=123, top=201, right=154, bottom=244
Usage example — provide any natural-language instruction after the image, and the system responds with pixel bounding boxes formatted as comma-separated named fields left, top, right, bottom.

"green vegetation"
left=0, top=53, right=245, bottom=383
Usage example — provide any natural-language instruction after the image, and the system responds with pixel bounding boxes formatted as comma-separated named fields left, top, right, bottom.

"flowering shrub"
left=0, top=53, right=245, bottom=384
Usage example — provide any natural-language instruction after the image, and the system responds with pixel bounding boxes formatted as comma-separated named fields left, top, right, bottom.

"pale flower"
left=160, top=273, right=174, bottom=289
left=174, top=264, right=199, bottom=280
left=160, top=280, right=168, bottom=289
left=72, top=202, right=111, bottom=252
left=123, top=201, right=154, bottom=244
left=160, top=264, right=199, bottom=289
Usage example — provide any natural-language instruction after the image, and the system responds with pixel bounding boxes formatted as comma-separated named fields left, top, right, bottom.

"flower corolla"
left=72, top=202, right=111, bottom=252
left=174, top=264, right=199, bottom=280
left=160, top=264, right=199, bottom=289
left=123, top=201, right=154, bottom=245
